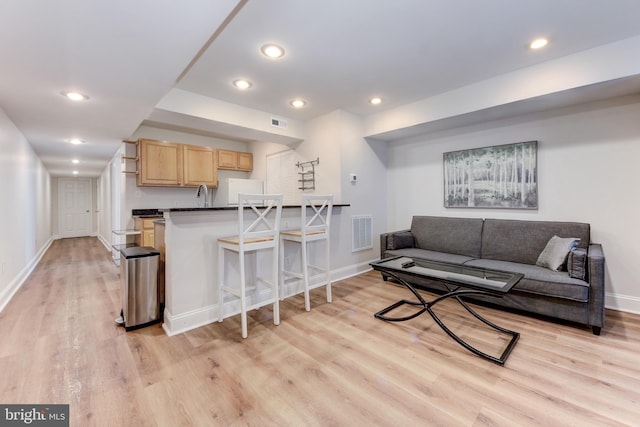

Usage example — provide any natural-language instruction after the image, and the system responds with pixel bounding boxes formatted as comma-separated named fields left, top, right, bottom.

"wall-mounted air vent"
left=271, top=117, right=288, bottom=129
left=352, top=215, right=373, bottom=252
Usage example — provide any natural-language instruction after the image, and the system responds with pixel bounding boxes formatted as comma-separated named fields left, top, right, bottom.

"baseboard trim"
left=0, top=237, right=54, bottom=312
left=162, top=304, right=219, bottom=336
left=97, top=233, right=111, bottom=252
left=605, top=292, right=640, bottom=315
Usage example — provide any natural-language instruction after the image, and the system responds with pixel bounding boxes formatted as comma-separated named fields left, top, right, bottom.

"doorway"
left=58, top=178, right=93, bottom=238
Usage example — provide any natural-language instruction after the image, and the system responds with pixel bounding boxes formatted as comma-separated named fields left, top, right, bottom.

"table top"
left=371, top=256, right=523, bottom=294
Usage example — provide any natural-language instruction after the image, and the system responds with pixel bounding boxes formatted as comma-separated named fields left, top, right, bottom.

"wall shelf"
left=121, top=140, right=139, bottom=175
left=296, top=158, right=319, bottom=191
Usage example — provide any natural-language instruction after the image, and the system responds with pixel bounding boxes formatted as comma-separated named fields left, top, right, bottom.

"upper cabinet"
left=217, top=149, right=253, bottom=171
left=137, top=139, right=182, bottom=186
left=182, top=144, right=218, bottom=187
left=136, top=138, right=218, bottom=188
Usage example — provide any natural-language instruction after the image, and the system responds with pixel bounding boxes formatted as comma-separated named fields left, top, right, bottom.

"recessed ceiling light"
left=72, top=170, right=79, bottom=175
left=289, top=98, right=306, bottom=108
left=261, top=44, right=285, bottom=59
left=530, top=37, right=548, bottom=50
left=69, top=138, right=85, bottom=145
left=62, top=91, right=89, bottom=101
left=233, top=79, right=252, bottom=90
left=72, top=159, right=79, bottom=164
left=369, top=97, right=382, bottom=105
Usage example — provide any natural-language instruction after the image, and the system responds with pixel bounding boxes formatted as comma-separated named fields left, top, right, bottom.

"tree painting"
left=444, top=141, right=537, bottom=209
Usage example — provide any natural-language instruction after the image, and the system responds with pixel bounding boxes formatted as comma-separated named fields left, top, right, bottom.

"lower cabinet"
left=134, top=217, right=162, bottom=247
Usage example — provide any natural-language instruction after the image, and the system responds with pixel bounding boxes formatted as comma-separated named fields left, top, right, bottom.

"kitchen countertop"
left=160, top=203, right=349, bottom=213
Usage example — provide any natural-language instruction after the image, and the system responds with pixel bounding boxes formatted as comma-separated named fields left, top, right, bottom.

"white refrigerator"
left=214, top=178, right=264, bottom=206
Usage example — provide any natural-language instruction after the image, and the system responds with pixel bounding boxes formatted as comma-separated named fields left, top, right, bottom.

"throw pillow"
left=536, top=235, right=580, bottom=271
left=568, top=247, right=588, bottom=280
left=388, top=231, right=415, bottom=250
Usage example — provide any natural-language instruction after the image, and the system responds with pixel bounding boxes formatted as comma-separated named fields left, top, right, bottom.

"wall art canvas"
left=444, top=141, right=538, bottom=209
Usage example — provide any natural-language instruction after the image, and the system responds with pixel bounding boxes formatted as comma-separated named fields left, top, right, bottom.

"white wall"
left=0, top=107, right=52, bottom=311
left=250, top=110, right=388, bottom=277
left=386, top=95, right=640, bottom=313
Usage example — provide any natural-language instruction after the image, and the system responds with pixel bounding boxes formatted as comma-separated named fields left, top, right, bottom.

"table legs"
left=375, top=271, right=519, bottom=365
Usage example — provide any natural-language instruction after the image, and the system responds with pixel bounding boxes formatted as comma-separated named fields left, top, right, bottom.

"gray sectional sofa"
left=380, top=216, right=605, bottom=334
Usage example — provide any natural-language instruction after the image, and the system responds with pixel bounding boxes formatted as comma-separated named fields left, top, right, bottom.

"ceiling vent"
left=271, top=117, right=288, bottom=129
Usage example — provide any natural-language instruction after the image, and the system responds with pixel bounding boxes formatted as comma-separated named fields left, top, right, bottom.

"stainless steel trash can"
left=120, top=246, right=161, bottom=331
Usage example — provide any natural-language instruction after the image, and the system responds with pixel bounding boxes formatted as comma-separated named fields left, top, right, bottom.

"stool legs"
left=218, top=247, right=225, bottom=323
left=301, top=241, right=311, bottom=312
left=239, top=249, right=247, bottom=339
left=218, top=245, right=279, bottom=339
left=272, top=246, right=280, bottom=325
left=324, top=238, right=332, bottom=303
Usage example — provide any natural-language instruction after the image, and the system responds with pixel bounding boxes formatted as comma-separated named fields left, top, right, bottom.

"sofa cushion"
left=387, top=230, right=415, bottom=250
left=410, top=216, right=483, bottom=258
left=567, top=248, right=588, bottom=280
left=481, top=219, right=590, bottom=265
left=385, top=248, right=476, bottom=265
left=463, top=258, right=589, bottom=302
left=536, top=235, right=580, bottom=271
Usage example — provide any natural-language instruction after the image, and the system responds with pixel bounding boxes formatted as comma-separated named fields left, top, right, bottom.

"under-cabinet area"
left=131, top=138, right=253, bottom=188
left=134, top=216, right=162, bottom=247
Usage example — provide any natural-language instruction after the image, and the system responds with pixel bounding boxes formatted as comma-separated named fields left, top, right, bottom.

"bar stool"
left=280, top=194, right=333, bottom=311
left=218, top=194, right=283, bottom=338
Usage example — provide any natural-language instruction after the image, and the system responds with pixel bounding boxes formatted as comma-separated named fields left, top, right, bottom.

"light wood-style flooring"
left=1, top=237, right=639, bottom=426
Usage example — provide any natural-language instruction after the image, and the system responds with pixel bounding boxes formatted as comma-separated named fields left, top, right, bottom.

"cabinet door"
left=217, top=149, right=238, bottom=170
left=137, top=139, right=182, bottom=186
left=237, top=152, right=253, bottom=171
left=142, top=229, right=155, bottom=247
left=183, top=144, right=218, bottom=187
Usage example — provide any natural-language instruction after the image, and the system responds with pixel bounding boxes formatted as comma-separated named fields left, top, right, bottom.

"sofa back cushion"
left=411, top=216, right=483, bottom=258
left=481, top=218, right=590, bottom=264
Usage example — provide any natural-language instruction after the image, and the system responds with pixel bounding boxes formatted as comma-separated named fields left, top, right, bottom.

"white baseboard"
left=97, top=234, right=111, bottom=252
left=0, top=237, right=54, bottom=312
left=605, top=292, right=640, bottom=315
left=163, top=304, right=219, bottom=336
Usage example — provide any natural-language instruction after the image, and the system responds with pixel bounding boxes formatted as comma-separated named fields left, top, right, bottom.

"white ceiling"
left=2, top=0, right=640, bottom=177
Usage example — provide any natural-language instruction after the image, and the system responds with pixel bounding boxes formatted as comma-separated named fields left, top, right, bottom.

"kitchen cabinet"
left=136, top=139, right=218, bottom=187
left=217, top=149, right=253, bottom=171
left=134, top=217, right=162, bottom=247
left=182, top=144, right=218, bottom=187
left=137, top=139, right=182, bottom=187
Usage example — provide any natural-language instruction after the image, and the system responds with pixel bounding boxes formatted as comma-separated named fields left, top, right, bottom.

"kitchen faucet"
left=196, top=183, right=209, bottom=207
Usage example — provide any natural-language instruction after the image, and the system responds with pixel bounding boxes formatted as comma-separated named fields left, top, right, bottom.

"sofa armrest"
left=380, top=229, right=413, bottom=259
left=587, top=243, right=606, bottom=333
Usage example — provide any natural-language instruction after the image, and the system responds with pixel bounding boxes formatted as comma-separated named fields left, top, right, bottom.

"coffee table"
left=371, top=256, right=524, bottom=365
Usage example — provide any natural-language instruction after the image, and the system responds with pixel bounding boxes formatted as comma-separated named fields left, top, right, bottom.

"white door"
left=58, top=178, right=92, bottom=238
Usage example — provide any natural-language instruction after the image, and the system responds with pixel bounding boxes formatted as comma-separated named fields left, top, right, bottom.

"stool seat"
left=218, top=236, right=276, bottom=245
left=218, top=194, right=283, bottom=338
left=280, top=230, right=326, bottom=237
